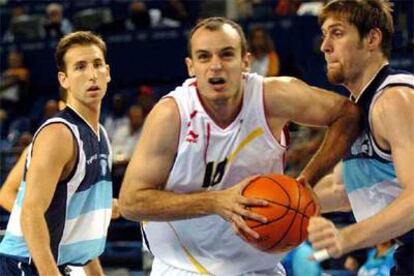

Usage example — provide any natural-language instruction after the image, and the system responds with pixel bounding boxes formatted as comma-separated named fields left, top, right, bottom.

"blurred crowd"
left=1, top=0, right=412, bottom=275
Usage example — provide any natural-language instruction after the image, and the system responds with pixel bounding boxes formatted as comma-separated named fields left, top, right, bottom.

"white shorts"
left=150, top=258, right=286, bottom=276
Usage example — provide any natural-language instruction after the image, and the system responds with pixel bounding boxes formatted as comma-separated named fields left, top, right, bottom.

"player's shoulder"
left=34, top=122, right=75, bottom=147
left=374, top=85, right=414, bottom=112
left=264, top=76, right=303, bottom=89
left=263, top=76, right=311, bottom=98
left=145, top=97, right=180, bottom=128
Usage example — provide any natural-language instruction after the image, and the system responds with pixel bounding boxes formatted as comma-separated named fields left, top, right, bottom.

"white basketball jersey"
left=143, top=73, right=288, bottom=275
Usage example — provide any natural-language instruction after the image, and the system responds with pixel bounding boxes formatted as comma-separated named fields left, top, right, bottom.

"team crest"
left=351, top=132, right=373, bottom=157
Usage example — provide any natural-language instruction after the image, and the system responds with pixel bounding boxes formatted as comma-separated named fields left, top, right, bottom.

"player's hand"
left=296, top=176, right=321, bottom=215
left=307, top=216, right=345, bottom=258
left=215, top=175, right=268, bottom=239
left=111, top=198, right=121, bottom=219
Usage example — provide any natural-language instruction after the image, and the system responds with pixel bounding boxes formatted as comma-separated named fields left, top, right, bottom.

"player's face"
left=58, top=44, right=110, bottom=107
left=320, top=17, right=369, bottom=85
left=186, top=25, right=250, bottom=104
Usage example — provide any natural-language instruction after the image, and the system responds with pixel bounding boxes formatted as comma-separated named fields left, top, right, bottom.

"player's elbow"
left=118, top=181, right=143, bottom=221
left=20, top=201, right=40, bottom=233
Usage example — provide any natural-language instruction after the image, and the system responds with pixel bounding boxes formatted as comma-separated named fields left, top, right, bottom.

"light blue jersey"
left=0, top=106, right=113, bottom=266
left=343, top=65, right=414, bottom=240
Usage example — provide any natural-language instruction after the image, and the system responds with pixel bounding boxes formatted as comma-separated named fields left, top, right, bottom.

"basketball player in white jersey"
left=306, top=1, right=414, bottom=274
left=119, top=17, right=361, bottom=275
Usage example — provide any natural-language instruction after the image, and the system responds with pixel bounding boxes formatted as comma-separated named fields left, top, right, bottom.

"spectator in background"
left=0, top=109, right=8, bottom=139
left=125, top=1, right=151, bottom=30
left=296, top=0, right=325, bottom=16
left=32, top=99, right=59, bottom=131
left=137, top=85, right=155, bottom=116
left=286, top=127, right=325, bottom=177
left=248, top=26, right=280, bottom=76
left=358, top=241, right=396, bottom=276
left=0, top=51, right=30, bottom=115
left=161, top=0, right=190, bottom=26
left=344, top=254, right=362, bottom=274
left=103, top=94, right=129, bottom=140
left=111, top=104, right=145, bottom=197
left=44, top=3, right=73, bottom=39
left=2, top=5, right=26, bottom=42
left=112, top=104, right=145, bottom=164
left=275, top=0, right=302, bottom=16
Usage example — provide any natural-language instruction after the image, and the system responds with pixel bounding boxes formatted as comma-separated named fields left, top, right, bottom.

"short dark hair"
left=187, top=17, right=248, bottom=57
left=55, top=31, right=107, bottom=72
left=319, top=0, right=394, bottom=58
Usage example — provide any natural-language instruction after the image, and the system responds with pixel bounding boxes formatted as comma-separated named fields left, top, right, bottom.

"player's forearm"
left=0, top=190, right=16, bottom=212
left=83, top=258, right=105, bottom=276
left=314, top=174, right=351, bottom=213
left=300, top=101, right=361, bottom=186
left=119, top=188, right=219, bottom=221
left=21, top=207, right=60, bottom=275
left=340, top=189, right=414, bottom=254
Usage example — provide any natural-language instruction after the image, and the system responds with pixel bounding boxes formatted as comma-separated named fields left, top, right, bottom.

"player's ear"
left=185, top=57, right=195, bottom=77
left=58, top=71, right=69, bottom=90
left=242, top=52, right=251, bottom=73
left=367, top=28, right=382, bottom=52
left=105, top=64, right=111, bottom=83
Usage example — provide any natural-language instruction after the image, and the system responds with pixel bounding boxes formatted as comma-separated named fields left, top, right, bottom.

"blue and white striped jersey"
left=343, top=64, right=414, bottom=241
left=0, top=106, right=112, bottom=266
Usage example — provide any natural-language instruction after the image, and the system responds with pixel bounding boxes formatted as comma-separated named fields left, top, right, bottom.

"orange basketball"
left=241, top=174, right=318, bottom=253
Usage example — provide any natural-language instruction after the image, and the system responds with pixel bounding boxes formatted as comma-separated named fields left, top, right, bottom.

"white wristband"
left=311, top=249, right=330, bottom=262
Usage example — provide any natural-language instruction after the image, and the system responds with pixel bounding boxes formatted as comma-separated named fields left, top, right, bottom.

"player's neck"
left=201, top=92, right=243, bottom=129
left=345, top=57, right=388, bottom=99
left=67, top=101, right=101, bottom=133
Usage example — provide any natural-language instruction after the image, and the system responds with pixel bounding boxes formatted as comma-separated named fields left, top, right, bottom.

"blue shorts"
left=0, top=254, right=70, bottom=276
left=391, top=243, right=414, bottom=275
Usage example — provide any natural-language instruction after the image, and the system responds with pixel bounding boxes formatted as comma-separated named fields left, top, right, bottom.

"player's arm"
left=264, top=77, right=362, bottom=186
left=313, top=162, right=351, bottom=213
left=119, top=99, right=266, bottom=237
left=83, top=258, right=104, bottom=276
left=0, top=147, right=27, bottom=212
left=335, top=86, right=414, bottom=254
left=21, top=124, right=75, bottom=275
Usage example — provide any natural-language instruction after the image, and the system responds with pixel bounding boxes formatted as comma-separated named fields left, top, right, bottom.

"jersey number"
left=202, top=158, right=228, bottom=188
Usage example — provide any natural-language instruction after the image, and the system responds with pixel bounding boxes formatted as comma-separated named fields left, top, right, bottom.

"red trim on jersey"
left=190, top=110, right=198, bottom=119
left=204, top=123, right=211, bottom=163
left=282, top=124, right=290, bottom=169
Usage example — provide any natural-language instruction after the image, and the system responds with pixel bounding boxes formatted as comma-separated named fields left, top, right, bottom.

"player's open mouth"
left=208, top=77, right=226, bottom=85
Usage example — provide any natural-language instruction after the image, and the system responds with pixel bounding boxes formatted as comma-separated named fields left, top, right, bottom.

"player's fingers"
left=308, top=227, right=335, bottom=244
left=231, top=222, right=249, bottom=242
left=240, top=196, right=268, bottom=207
left=311, top=239, right=335, bottom=251
left=307, top=217, right=328, bottom=232
left=240, top=207, right=267, bottom=223
left=232, top=214, right=259, bottom=239
left=296, top=176, right=307, bottom=187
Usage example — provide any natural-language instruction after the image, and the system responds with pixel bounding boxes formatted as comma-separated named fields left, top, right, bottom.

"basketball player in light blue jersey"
left=0, top=31, right=112, bottom=275
left=307, top=1, right=414, bottom=274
